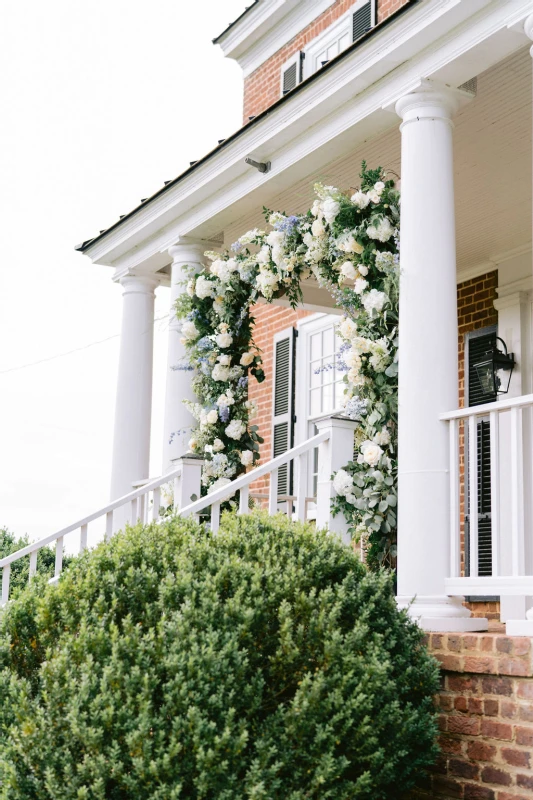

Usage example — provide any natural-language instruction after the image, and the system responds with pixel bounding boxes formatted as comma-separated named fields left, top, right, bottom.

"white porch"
left=58, top=1, right=533, bottom=633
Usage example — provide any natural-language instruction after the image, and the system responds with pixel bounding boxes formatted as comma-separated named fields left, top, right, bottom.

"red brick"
left=440, top=734, right=463, bottom=755
left=511, top=638, right=531, bottom=656
left=515, top=726, right=533, bottom=746
left=466, top=741, right=497, bottom=762
left=465, top=657, right=497, bottom=674
left=481, top=677, right=513, bottom=696
left=433, top=775, right=464, bottom=798
left=483, top=699, right=499, bottom=716
left=448, top=635, right=464, bottom=652
left=500, top=700, right=518, bottom=719
left=481, top=766, right=512, bottom=786
left=517, top=773, right=533, bottom=791
left=497, top=658, right=530, bottom=677
left=495, top=638, right=513, bottom=654
left=480, top=720, right=513, bottom=741
left=464, top=785, right=495, bottom=800
left=500, top=747, right=530, bottom=768
left=437, top=653, right=463, bottom=671
left=455, top=696, right=468, bottom=712
left=450, top=760, right=480, bottom=780
left=448, top=716, right=481, bottom=736
left=449, top=675, right=476, bottom=693
left=517, top=682, right=533, bottom=700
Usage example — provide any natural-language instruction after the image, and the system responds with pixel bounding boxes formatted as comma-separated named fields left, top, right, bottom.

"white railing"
left=1, top=418, right=358, bottom=607
left=441, top=393, right=533, bottom=598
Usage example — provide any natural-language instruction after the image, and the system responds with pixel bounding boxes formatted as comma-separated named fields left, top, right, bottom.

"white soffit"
left=82, top=0, right=533, bottom=274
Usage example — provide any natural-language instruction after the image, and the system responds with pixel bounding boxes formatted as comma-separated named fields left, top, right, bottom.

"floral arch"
left=176, top=164, right=399, bottom=567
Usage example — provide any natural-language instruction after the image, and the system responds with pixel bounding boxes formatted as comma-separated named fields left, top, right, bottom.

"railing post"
left=172, top=454, right=204, bottom=515
left=314, top=415, right=359, bottom=545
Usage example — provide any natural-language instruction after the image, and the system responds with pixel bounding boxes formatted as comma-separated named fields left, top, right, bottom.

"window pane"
left=327, top=42, right=339, bottom=60
left=310, top=333, right=322, bottom=361
left=323, top=327, right=334, bottom=357
left=323, top=383, right=334, bottom=411
left=339, top=32, right=351, bottom=51
left=310, top=388, right=321, bottom=416
left=310, top=360, right=322, bottom=388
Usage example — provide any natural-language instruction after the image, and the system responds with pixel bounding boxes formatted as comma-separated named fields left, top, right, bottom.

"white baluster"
left=55, top=536, right=64, bottom=578
left=295, top=453, right=308, bottom=523
left=173, top=475, right=180, bottom=512
left=510, top=406, right=525, bottom=576
left=239, top=485, right=249, bottom=515
left=269, top=469, right=278, bottom=515
left=153, top=487, right=161, bottom=522
left=130, top=497, right=138, bottom=525
left=489, top=410, right=500, bottom=576
left=105, top=511, right=113, bottom=540
left=139, top=493, right=146, bottom=524
left=449, top=419, right=460, bottom=578
left=1, top=565, right=10, bottom=606
left=468, top=414, right=479, bottom=578
left=29, top=550, right=38, bottom=580
left=211, top=502, right=221, bottom=534
left=80, top=524, right=88, bottom=554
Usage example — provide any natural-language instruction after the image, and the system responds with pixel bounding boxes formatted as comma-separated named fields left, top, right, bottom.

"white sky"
left=0, top=0, right=247, bottom=541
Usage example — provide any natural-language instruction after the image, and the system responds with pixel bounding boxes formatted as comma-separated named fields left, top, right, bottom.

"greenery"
left=176, top=163, right=400, bottom=566
left=0, top=527, right=73, bottom=599
left=0, top=512, right=439, bottom=799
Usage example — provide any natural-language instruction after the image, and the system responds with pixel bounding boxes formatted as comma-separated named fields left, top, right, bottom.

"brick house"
left=5, top=2, right=533, bottom=795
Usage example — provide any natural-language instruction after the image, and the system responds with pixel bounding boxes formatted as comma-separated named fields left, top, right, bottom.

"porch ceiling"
left=224, top=46, right=532, bottom=282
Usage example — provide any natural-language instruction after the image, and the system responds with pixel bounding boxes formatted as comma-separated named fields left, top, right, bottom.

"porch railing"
left=1, top=417, right=356, bottom=607
left=441, top=393, right=533, bottom=599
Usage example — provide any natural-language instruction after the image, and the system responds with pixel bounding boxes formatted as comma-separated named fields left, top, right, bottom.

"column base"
left=397, top=595, right=488, bottom=632
left=506, top=608, right=533, bottom=636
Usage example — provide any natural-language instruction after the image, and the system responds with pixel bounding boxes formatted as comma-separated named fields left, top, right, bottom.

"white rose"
left=181, top=321, right=199, bottom=341
left=271, top=245, right=285, bottom=267
left=354, top=277, right=368, bottom=295
left=360, top=440, right=383, bottom=466
left=322, top=197, right=340, bottom=224
left=333, top=468, right=354, bottom=496
left=311, top=218, right=326, bottom=237
left=367, top=218, right=394, bottom=242
left=188, top=437, right=198, bottom=451
left=212, top=363, right=230, bottom=382
left=351, top=190, right=370, bottom=209
left=311, top=199, right=322, bottom=217
left=340, top=261, right=357, bottom=280
left=216, top=333, right=233, bottom=348
left=212, top=438, right=225, bottom=452
left=206, top=409, right=218, bottom=424
left=186, top=279, right=195, bottom=297
left=362, top=289, right=387, bottom=315
left=337, top=234, right=364, bottom=254
left=368, top=189, right=381, bottom=204
left=240, top=352, right=254, bottom=366
left=374, top=428, right=391, bottom=447
left=374, top=181, right=385, bottom=194
left=358, top=264, right=369, bottom=276
left=240, top=450, right=254, bottom=467
left=217, top=354, right=231, bottom=366
left=195, top=275, right=215, bottom=299
left=225, top=419, right=246, bottom=440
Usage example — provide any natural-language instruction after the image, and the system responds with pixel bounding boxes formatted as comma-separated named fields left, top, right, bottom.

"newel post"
left=315, top=415, right=359, bottom=545
left=172, top=454, right=204, bottom=515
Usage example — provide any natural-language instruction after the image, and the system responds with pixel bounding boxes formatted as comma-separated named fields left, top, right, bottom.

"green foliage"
left=0, top=513, right=439, bottom=799
left=0, top=528, right=73, bottom=599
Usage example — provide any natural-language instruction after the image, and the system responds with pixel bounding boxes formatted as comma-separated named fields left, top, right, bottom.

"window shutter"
left=352, top=1, right=372, bottom=43
left=272, top=327, right=296, bottom=496
left=281, top=52, right=303, bottom=95
left=466, top=329, right=497, bottom=580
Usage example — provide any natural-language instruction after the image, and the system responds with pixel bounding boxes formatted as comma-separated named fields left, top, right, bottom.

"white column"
left=110, top=275, right=157, bottom=502
left=395, top=82, right=486, bottom=631
left=162, top=240, right=206, bottom=471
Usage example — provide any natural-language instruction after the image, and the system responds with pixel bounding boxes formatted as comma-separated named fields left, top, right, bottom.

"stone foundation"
left=410, top=629, right=533, bottom=799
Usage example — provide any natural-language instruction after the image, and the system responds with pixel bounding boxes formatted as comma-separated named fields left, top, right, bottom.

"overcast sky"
left=0, top=0, right=247, bottom=542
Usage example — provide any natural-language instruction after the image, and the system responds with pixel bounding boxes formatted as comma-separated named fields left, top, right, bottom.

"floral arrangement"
left=176, top=163, right=399, bottom=566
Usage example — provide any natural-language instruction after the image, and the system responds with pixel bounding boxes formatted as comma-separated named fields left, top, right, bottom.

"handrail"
left=0, top=465, right=183, bottom=568
left=178, top=429, right=330, bottom=517
left=440, top=393, right=533, bottom=421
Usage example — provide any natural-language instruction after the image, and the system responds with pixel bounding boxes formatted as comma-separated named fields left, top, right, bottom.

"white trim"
left=80, top=0, right=532, bottom=274
left=303, top=2, right=369, bottom=80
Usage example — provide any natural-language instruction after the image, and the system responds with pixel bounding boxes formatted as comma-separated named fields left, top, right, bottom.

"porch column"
left=395, top=83, right=486, bottom=631
left=162, top=240, right=204, bottom=471
left=110, top=275, right=157, bottom=501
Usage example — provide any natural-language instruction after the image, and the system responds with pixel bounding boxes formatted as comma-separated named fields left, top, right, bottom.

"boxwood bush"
left=0, top=512, right=439, bottom=799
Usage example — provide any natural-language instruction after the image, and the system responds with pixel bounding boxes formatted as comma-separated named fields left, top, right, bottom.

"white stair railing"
left=441, top=393, right=533, bottom=631
left=1, top=416, right=358, bottom=607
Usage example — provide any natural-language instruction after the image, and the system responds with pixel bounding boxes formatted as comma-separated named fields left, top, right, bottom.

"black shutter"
left=282, top=53, right=303, bottom=95
left=465, top=330, right=497, bottom=581
left=272, top=328, right=296, bottom=496
left=353, top=2, right=372, bottom=42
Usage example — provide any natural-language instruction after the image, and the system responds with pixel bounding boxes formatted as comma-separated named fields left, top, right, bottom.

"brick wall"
left=408, top=631, right=533, bottom=800
left=457, top=272, right=499, bottom=618
left=243, top=0, right=411, bottom=121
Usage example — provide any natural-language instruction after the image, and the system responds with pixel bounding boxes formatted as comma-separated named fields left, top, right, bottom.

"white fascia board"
left=217, top=0, right=336, bottom=77
left=84, top=0, right=533, bottom=274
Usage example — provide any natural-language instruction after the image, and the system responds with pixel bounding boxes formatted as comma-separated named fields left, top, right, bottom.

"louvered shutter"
left=352, top=1, right=372, bottom=43
left=272, top=327, right=296, bottom=497
left=465, top=330, right=497, bottom=579
left=281, top=52, right=303, bottom=95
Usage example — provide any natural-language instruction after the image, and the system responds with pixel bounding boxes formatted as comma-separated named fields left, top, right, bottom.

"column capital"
left=168, top=236, right=221, bottom=265
left=118, top=274, right=158, bottom=295
left=395, top=80, right=472, bottom=128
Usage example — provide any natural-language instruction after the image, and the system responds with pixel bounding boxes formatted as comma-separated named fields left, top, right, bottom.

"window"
left=302, top=0, right=375, bottom=80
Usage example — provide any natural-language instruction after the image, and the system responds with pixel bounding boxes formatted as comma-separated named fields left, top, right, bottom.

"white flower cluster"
left=350, top=180, right=385, bottom=209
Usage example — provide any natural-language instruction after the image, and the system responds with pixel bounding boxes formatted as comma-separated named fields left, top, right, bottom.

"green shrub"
left=0, top=512, right=439, bottom=799
left=0, top=527, right=73, bottom=599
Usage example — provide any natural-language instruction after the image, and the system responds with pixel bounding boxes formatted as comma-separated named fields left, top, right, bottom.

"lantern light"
left=473, top=337, right=515, bottom=396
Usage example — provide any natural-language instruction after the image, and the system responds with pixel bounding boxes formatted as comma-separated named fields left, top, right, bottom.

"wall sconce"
left=474, top=337, right=515, bottom=396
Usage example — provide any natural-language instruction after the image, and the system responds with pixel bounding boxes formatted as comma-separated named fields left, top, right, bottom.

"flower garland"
left=176, top=163, right=399, bottom=567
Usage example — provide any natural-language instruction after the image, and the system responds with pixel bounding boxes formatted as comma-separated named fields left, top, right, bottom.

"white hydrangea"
left=216, top=332, right=233, bottom=348
left=186, top=279, right=195, bottom=297
left=269, top=212, right=285, bottom=226
left=208, top=477, right=232, bottom=496
left=354, top=277, right=368, bottom=295
left=333, top=468, right=354, bottom=496
left=240, top=450, right=254, bottom=467
left=322, top=196, right=340, bottom=224
left=212, top=363, right=230, bottom=382
left=374, top=181, right=385, bottom=194
left=256, top=268, right=279, bottom=298
left=359, top=440, right=384, bottom=466
left=266, top=230, right=285, bottom=247
left=240, top=352, right=254, bottom=366
left=181, top=321, right=199, bottom=341
left=216, top=391, right=235, bottom=407
left=339, top=317, right=357, bottom=340
left=217, top=354, right=231, bottom=366
left=367, top=217, right=394, bottom=242
left=212, top=438, right=225, bottom=452
left=362, top=289, right=387, bottom=315
left=239, top=228, right=264, bottom=245
left=210, top=259, right=234, bottom=284
left=195, top=275, right=215, bottom=299
left=311, top=218, right=326, bottom=237
left=256, top=246, right=271, bottom=265
left=351, top=190, right=370, bottom=209
left=271, top=245, right=285, bottom=267
left=369, top=337, right=390, bottom=372
left=206, top=409, right=218, bottom=424
left=225, top=419, right=246, bottom=440
left=340, top=261, right=357, bottom=280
